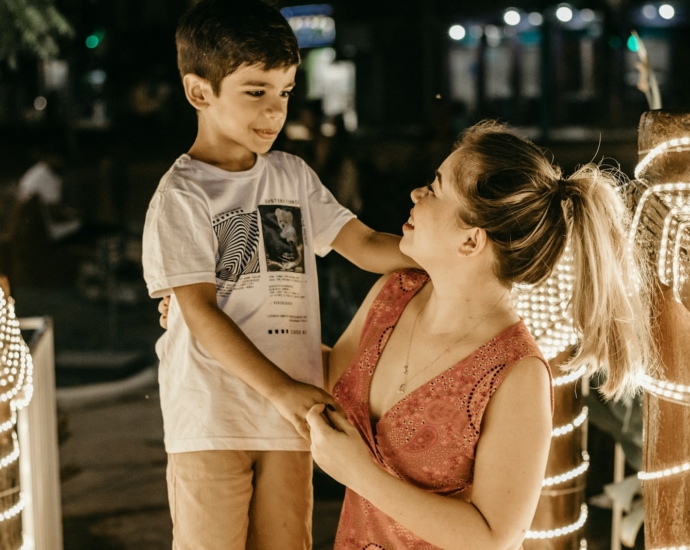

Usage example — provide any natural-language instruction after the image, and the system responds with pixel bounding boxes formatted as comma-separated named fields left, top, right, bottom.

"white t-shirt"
left=142, top=151, right=355, bottom=453
left=17, top=162, right=62, bottom=205
left=16, top=161, right=82, bottom=240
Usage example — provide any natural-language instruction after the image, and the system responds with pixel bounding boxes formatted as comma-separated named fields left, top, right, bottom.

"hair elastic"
left=558, top=178, right=569, bottom=203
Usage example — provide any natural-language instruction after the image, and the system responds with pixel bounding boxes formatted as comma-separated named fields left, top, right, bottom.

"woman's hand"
left=306, top=404, right=376, bottom=492
left=158, top=295, right=171, bottom=329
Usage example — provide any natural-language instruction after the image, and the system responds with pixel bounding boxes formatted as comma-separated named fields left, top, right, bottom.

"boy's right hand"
left=271, top=380, right=338, bottom=440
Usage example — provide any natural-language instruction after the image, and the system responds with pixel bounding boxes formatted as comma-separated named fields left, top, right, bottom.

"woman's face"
left=400, top=155, right=468, bottom=266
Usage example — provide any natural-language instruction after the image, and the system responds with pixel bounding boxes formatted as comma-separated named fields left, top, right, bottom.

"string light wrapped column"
left=0, top=287, right=33, bottom=550
left=515, top=250, right=588, bottom=550
left=631, top=110, right=690, bottom=550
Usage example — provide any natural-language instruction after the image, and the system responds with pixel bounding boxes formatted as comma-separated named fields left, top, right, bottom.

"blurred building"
left=1, top=1, right=689, bottom=143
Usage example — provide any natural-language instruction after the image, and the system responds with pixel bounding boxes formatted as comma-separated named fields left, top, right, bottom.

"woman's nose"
left=410, top=186, right=426, bottom=203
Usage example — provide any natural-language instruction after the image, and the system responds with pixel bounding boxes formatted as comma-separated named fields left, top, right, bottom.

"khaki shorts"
left=167, top=450, right=313, bottom=550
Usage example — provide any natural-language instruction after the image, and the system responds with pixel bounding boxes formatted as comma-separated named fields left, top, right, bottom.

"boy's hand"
left=158, top=295, right=171, bottom=329
left=271, top=380, right=337, bottom=440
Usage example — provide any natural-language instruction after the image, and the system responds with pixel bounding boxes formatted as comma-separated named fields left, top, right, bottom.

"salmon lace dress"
left=332, top=270, right=552, bottom=550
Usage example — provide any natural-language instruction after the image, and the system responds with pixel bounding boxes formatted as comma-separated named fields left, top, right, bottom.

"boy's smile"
left=187, top=63, right=297, bottom=170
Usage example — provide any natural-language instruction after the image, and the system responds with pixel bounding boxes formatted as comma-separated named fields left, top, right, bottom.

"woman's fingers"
left=324, top=407, right=354, bottom=433
left=158, top=296, right=170, bottom=314
left=158, top=296, right=170, bottom=329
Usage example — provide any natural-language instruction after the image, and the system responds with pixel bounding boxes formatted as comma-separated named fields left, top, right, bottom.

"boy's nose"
left=265, top=98, right=286, bottom=120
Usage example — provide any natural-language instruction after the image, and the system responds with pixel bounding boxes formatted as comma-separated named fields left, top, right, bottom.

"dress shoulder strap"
left=359, top=269, right=429, bottom=342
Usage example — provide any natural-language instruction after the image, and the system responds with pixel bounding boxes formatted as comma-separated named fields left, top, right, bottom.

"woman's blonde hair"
left=450, top=120, right=656, bottom=400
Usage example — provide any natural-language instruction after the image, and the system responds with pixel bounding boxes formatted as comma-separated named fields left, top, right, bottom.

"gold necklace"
left=398, top=291, right=508, bottom=395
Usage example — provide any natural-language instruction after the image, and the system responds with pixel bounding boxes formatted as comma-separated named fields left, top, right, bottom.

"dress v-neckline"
left=366, top=277, right=522, bottom=430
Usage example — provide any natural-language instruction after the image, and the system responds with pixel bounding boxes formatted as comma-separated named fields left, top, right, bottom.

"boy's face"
left=203, top=64, right=297, bottom=156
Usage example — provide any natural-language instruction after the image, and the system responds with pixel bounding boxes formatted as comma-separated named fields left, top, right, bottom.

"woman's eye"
left=426, top=183, right=435, bottom=194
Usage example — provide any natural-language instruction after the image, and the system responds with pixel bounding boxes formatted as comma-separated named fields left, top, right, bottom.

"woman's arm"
left=325, top=273, right=390, bottom=391
left=308, top=356, right=552, bottom=550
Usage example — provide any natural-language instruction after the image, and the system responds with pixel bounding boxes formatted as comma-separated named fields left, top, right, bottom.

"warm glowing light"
left=552, top=407, right=588, bottom=437
left=514, top=247, right=578, bottom=363
left=543, top=451, right=590, bottom=487
left=504, top=9, right=521, bottom=26
left=659, top=4, right=675, bottom=19
left=556, top=5, right=574, bottom=22
left=449, top=25, right=466, bottom=40
left=639, top=373, right=690, bottom=405
left=0, top=492, right=24, bottom=522
left=525, top=504, right=587, bottom=539
left=638, top=461, right=690, bottom=480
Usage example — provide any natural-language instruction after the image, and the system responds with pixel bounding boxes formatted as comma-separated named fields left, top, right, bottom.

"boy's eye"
left=280, top=90, right=294, bottom=98
left=246, top=90, right=264, bottom=98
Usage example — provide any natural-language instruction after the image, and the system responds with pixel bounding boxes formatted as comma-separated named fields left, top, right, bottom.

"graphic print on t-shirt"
left=213, top=211, right=260, bottom=295
left=258, top=205, right=305, bottom=273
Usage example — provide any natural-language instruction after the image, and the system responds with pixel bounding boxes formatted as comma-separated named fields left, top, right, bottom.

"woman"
left=306, top=121, right=655, bottom=550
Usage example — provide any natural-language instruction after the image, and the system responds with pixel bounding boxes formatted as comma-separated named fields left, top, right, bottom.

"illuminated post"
left=0, top=287, right=34, bottom=550
left=515, top=250, right=589, bottom=550
left=630, top=110, right=690, bottom=550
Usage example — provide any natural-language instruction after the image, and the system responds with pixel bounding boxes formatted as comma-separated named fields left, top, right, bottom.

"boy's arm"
left=173, top=282, right=336, bottom=439
left=330, top=218, right=420, bottom=274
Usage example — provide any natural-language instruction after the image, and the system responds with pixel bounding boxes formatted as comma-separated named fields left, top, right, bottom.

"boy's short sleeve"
left=303, top=163, right=356, bottom=257
left=142, top=188, right=217, bottom=298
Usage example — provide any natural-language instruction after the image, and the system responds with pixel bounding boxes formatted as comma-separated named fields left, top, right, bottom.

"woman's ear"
left=182, top=74, right=213, bottom=111
left=457, top=227, right=487, bottom=257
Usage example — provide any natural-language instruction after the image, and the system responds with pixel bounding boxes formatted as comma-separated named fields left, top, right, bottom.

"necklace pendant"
left=397, top=383, right=406, bottom=394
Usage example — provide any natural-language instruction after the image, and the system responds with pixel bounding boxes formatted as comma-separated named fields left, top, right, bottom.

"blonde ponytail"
left=564, top=165, right=656, bottom=400
left=450, top=121, right=657, bottom=400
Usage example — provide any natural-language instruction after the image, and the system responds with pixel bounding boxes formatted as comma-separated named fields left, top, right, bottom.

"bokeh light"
left=449, top=24, right=466, bottom=40
left=642, top=4, right=657, bottom=19
left=33, top=96, right=47, bottom=111
left=556, top=5, right=574, bottom=22
left=85, top=35, right=100, bottom=49
left=504, top=9, right=521, bottom=26
left=528, top=12, right=544, bottom=26
left=580, top=9, right=595, bottom=22
left=659, top=4, right=675, bottom=19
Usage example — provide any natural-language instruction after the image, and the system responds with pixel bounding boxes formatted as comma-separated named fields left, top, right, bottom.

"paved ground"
left=58, top=380, right=345, bottom=550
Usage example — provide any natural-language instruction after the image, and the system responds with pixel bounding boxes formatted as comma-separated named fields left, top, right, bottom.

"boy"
left=143, top=1, right=415, bottom=548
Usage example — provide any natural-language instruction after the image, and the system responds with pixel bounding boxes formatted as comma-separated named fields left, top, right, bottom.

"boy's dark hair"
left=175, top=0, right=300, bottom=95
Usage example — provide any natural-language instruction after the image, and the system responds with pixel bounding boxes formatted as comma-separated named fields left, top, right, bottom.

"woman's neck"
left=418, top=268, right=516, bottom=336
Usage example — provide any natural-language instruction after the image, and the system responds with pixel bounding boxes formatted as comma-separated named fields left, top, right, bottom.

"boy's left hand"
left=306, top=404, right=375, bottom=492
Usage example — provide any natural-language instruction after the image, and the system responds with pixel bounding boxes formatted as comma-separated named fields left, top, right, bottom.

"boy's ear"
left=182, top=74, right=214, bottom=110
left=457, top=227, right=487, bottom=257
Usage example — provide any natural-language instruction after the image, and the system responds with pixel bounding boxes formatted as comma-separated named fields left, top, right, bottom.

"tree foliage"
left=0, top=0, right=74, bottom=69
